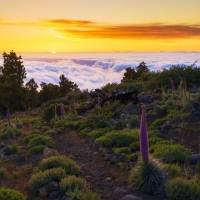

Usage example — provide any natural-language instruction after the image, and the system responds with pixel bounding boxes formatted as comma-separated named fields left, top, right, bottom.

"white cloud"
left=0, top=52, right=200, bottom=90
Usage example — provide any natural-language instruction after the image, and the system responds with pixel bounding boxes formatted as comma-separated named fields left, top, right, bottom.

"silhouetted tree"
left=121, top=67, right=137, bottom=83
left=25, top=78, right=39, bottom=108
left=0, top=50, right=26, bottom=110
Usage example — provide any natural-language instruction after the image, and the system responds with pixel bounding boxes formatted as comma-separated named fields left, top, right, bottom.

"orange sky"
left=0, top=0, right=200, bottom=53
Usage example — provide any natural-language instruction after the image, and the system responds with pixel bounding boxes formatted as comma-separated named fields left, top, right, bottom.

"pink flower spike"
left=139, top=106, right=149, bottom=161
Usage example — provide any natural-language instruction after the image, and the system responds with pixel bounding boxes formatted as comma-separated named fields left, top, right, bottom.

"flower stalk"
left=139, top=105, right=149, bottom=161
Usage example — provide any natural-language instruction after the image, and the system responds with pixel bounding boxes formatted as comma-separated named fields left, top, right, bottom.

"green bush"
left=82, top=192, right=101, bottom=200
left=42, top=126, right=50, bottom=132
left=166, top=177, right=200, bottom=200
left=113, top=147, right=130, bottom=154
left=27, top=145, right=46, bottom=155
left=0, top=168, right=7, bottom=179
left=10, top=144, right=20, bottom=154
left=88, top=128, right=110, bottom=138
left=44, top=128, right=63, bottom=136
left=154, top=105, right=165, bottom=115
left=23, top=134, right=41, bottom=143
left=148, top=130, right=162, bottom=138
left=63, top=121, right=76, bottom=128
left=129, top=141, right=140, bottom=152
left=27, top=135, right=55, bottom=149
left=164, top=164, right=182, bottom=179
left=126, top=115, right=140, bottom=129
left=0, top=126, right=21, bottom=139
left=129, top=157, right=165, bottom=194
left=97, top=129, right=139, bottom=147
left=35, top=155, right=81, bottom=175
left=0, top=187, right=27, bottom=200
left=149, top=137, right=166, bottom=146
left=30, top=130, right=41, bottom=135
left=29, top=167, right=67, bottom=195
left=150, top=143, right=191, bottom=163
left=127, top=152, right=139, bottom=162
left=60, top=176, right=89, bottom=194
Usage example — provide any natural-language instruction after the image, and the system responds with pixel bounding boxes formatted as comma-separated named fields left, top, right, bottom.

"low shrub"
left=127, top=152, right=139, bottom=162
left=148, top=130, right=162, bottom=138
left=30, top=130, right=41, bottom=135
left=126, top=115, right=140, bottom=129
left=60, top=176, right=89, bottom=195
left=0, top=126, right=21, bottom=139
left=113, top=147, right=130, bottom=154
left=0, top=187, right=27, bottom=200
left=129, top=157, right=165, bottom=194
left=0, top=168, right=7, bottom=180
left=44, top=128, right=63, bottom=136
left=129, top=141, right=140, bottom=152
left=29, top=167, right=67, bottom=195
left=97, top=129, right=139, bottom=147
left=150, top=143, right=191, bottom=163
left=10, top=144, right=20, bottom=154
left=166, top=177, right=200, bottom=200
left=27, top=145, right=46, bottom=155
left=164, top=164, right=182, bottom=179
left=27, top=135, right=55, bottom=149
left=35, top=155, right=81, bottom=175
left=42, top=126, right=50, bottom=132
left=23, top=134, right=41, bottom=144
left=88, top=128, right=110, bottom=138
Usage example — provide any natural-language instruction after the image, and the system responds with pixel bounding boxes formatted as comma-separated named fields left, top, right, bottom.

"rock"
left=43, top=150, right=54, bottom=158
left=161, top=121, right=172, bottom=131
left=114, top=187, right=128, bottom=196
left=110, top=156, right=121, bottom=164
left=15, top=154, right=26, bottom=162
left=190, top=154, right=200, bottom=164
left=92, top=141, right=102, bottom=151
left=0, top=143, right=6, bottom=149
left=49, top=190, right=65, bottom=199
left=39, top=181, right=59, bottom=197
left=104, top=153, right=113, bottom=161
left=2, top=146, right=11, bottom=155
left=121, top=194, right=141, bottom=200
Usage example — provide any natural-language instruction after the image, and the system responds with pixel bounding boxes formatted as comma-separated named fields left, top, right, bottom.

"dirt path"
left=53, top=129, right=164, bottom=200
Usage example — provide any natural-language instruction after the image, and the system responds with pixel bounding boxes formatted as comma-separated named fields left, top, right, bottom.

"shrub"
left=10, top=144, right=20, bottom=154
left=82, top=192, right=101, bottom=200
left=113, top=147, right=130, bottom=154
left=166, top=177, right=200, bottom=200
left=129, top=157, right=165, bottom=194
left=129, top=141, right=140, bottom=152
left=127, top=152, right=139, bottom=162
left=164, top=164, right=182, bottom=179
left=27, top=135, right=55, bottom=149
left=12, top=171, right=19, bottom=178
left=23, top=134, right=41, bottom=144
left=41, top=126, right=50, bottom=132
left=27, top=145, right=46, bottom=155
left=126, top=115, right=140, bottom=129
left=60, top=176, right=89, bottom=194
left=97, top=129, right=139, bottom=147
left=44, top=128, right=62, bottom=136
left=149, top=137, right=166, bottom=146
left=88, top=128, right=110, bottom=138
left=0, top=126, right=21, bottom=139
left=30, top=130, right=41, bottom=135
left=150, top=143, right=191, bottom=163
left=154, top=105, right=165, bottom=115
left=35, top=156, right=81, bottom=175
left=148, top=130, right=162, bottom=138
left=0, top=188, right=27, bottom=200
left=0, top=168, right=7, bottom=180
left=29, top=167, right=67, bottom=195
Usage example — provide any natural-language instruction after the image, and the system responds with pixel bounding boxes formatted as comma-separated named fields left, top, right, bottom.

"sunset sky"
left=1, top=0, right=200, bottom=53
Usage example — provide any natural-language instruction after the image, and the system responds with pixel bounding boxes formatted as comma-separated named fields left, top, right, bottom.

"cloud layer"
left=0, top=52, right=200, bottom=90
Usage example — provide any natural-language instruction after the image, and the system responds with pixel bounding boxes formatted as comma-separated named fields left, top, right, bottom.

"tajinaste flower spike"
left=7, top=108, right=11, bottom=126
left=140, top=105, right=149, bottom=161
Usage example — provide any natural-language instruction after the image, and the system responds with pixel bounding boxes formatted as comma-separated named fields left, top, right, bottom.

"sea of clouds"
left=0, top=52, right=200, bottom=91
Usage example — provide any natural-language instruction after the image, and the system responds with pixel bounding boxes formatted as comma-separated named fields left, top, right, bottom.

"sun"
left=52, top=51, right=56, bottom=54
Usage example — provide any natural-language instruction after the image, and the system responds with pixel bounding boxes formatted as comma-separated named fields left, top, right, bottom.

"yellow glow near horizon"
left=1, top=0, right=200, bottom=53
